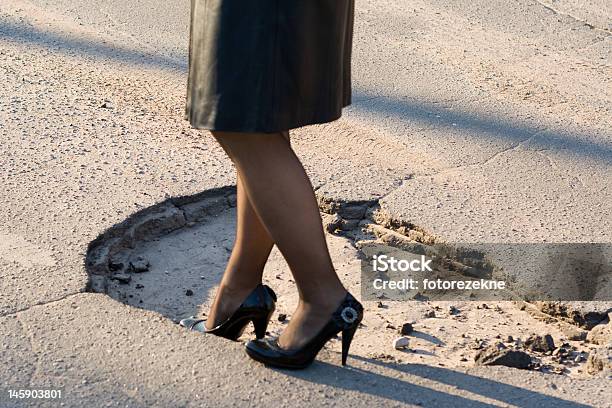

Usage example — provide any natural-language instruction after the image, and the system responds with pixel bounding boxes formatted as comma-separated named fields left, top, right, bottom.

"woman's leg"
left=205, top=132, right=291, bottom=329
left=211, top=130, right=347, bottom=350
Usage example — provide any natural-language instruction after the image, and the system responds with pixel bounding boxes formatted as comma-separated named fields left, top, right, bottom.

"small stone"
left=471, top=339, right=485, bottom=350
left=506, top=335, right=514, bottom=343
left=129, top=256, right=150, bottom=273
left=337, top=204, right=368, bottom=220
left=377, top=301, right=386, bottom=309
left=393, top=337, right=410, bottom=350
left=423, top=310, right=436, bottom=318
left=135, top=284, right=144, bottom=289
left=400, top=322, right=414, bottom=335
left=324, top=214, right=342, bottom=232
left=449, top=305, right=460, bottom=315
left=278, top=313, right=287, bottom=322
left=474, top=346, right=532, bottom=369
left=185, top=289, right=194, bottom=296
left=525, top=334, right=555, bottom=353
left=111, top=273, right=131, bottom=284
left=108, top=260, right=124, bottom=272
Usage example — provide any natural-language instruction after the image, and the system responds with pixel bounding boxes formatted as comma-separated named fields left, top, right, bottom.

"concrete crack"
left=14, top=313, right=41, bottom=387
left=4, top=291, right=85, bottom=317
left=533, top=0, right=611, bottom=33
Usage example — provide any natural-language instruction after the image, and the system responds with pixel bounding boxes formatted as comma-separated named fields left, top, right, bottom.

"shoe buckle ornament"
left=340, top=306, right=358, bottom=324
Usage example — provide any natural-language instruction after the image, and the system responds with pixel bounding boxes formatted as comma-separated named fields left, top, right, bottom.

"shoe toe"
left=246, top=338, right=280, bottom=357
left=246, top=338, right=271, bottom=352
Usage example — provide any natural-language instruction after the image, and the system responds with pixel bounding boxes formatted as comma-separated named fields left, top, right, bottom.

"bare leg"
left=211, top=130, right=347, bottom=349
left=205, top=132, right=290, bottom=329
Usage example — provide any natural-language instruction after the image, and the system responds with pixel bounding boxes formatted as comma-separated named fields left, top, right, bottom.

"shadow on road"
left=286, top=356, right=590, bottom=408
left=0, top=19, right=186, bottom=70
left=2, top=20, right=611, bottom=163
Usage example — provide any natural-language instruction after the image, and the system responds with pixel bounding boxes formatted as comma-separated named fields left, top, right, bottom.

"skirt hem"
left=185, top=103, right=351, bottom=134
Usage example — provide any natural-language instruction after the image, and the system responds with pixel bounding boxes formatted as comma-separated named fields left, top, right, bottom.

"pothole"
left=85, top=186, right=611, bottom=377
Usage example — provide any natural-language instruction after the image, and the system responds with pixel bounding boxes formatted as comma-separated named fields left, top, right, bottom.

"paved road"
left=1, top=0, right=610, bottom=406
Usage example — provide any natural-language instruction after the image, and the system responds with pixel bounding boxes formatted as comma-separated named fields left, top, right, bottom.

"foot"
left=277, top=289, right=347, bottom=350
left=205, top=283, right=258, bottom=330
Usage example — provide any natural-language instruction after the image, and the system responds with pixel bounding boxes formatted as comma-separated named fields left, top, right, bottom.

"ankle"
left=299, top=287, right=347, bottom=313
left=217, top=280, right=260, bottom=296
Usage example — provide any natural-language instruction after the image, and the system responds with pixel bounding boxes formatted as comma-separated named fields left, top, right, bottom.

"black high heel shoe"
left=179, top=284, right=276, bottom=341
left=245, top=291, right=363, bottom=369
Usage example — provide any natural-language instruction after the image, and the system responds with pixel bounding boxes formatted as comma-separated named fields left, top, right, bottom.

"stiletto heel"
left=341, top=325, right=358, bottom=366
left=252, top=312, right=272, bottom=339
left=180, top=284, right=276, bottom=341
left=245, top=291, right=363, bottom=369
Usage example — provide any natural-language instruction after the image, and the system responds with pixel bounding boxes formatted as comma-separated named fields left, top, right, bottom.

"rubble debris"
left=534, top=302, right=610, bottom=330
left=129, top=256, right=150, bottom=273
left=400, top=322, right=414, bottom=335
left=471, top=339, right=485, bottom=350
left=393, top=337, right=410, bottom=350
left=108, top=260, right=124, bottom=272
left=585, top=344, right=612, bottom=376
left=525, top=334, right=555, bottom=353
left=111, top=273, right=131, bottom=284
left=324, top=214, right=342, bottom=232
left=475, top=346, right=532, bottom=369
left=560, top=324, right=587, bottom=341
left=586, top=322, right=612, bottom=346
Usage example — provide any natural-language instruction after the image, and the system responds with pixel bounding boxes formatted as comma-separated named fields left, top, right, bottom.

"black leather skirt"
left=185, top=0, right=354, bottom=133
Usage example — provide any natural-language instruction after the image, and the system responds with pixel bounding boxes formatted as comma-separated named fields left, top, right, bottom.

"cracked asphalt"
left=0, top=0, right=610, bottom=406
